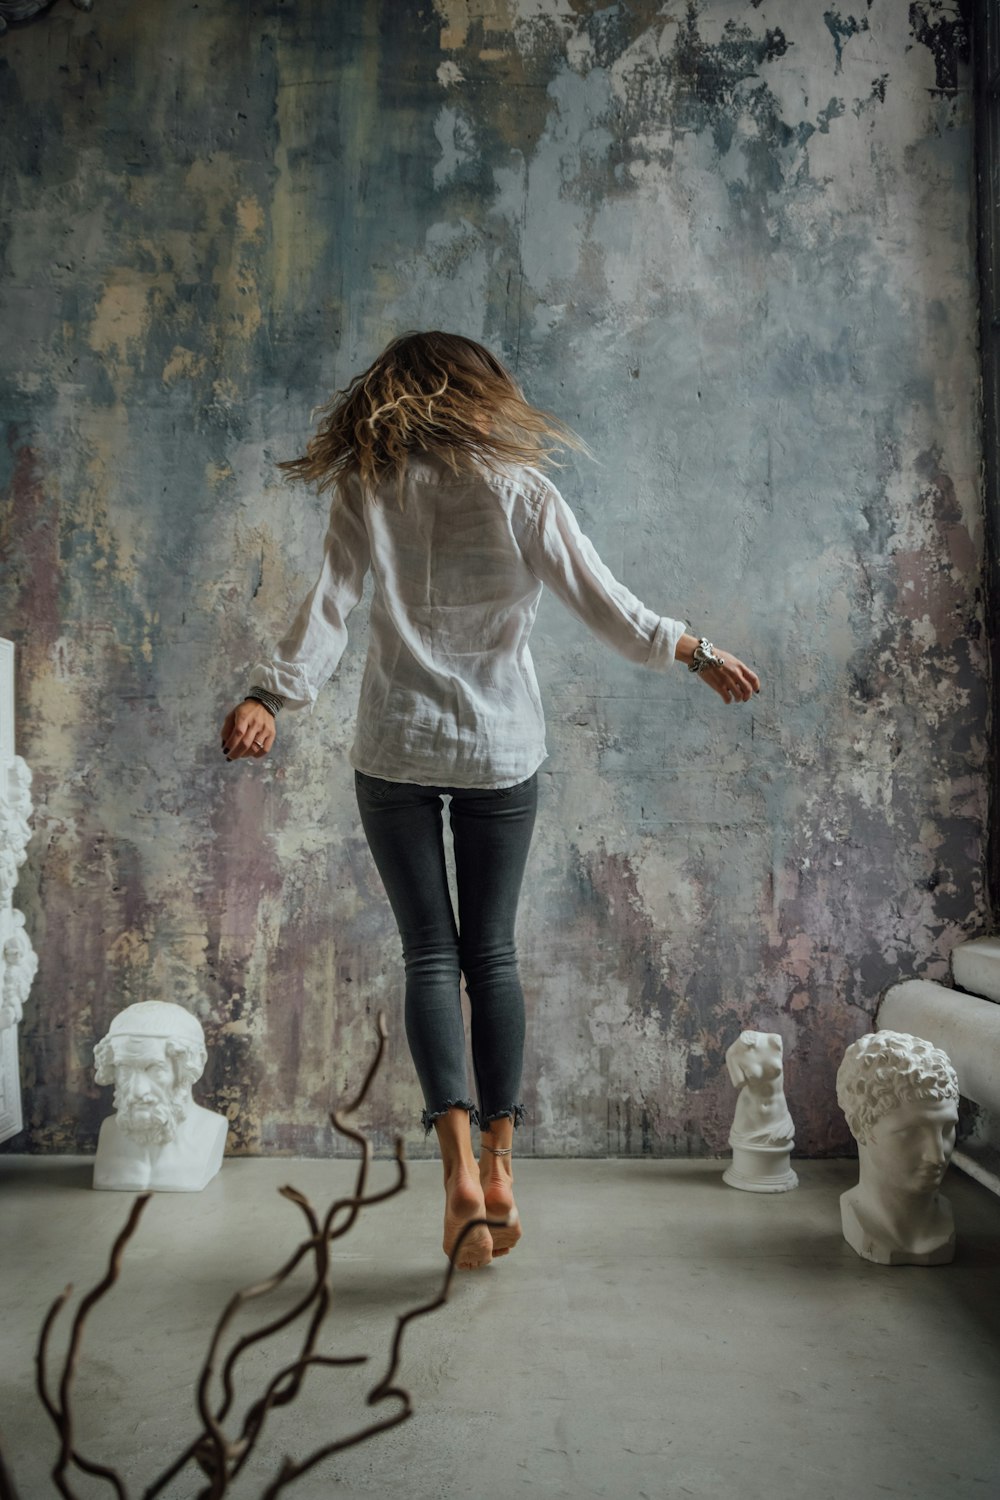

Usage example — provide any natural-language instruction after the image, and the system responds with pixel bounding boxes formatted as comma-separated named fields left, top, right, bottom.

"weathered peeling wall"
left=0, top=0, right=984, bottom=1157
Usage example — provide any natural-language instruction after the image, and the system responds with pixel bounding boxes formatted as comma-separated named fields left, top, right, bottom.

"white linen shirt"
left=249, top=454, right=687, bottom=788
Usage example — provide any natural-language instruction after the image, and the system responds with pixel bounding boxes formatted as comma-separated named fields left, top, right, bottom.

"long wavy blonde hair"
left=278, top=330, right=590, bottom=501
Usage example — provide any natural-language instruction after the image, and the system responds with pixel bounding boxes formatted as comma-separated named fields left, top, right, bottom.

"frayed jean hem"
left=420, top=1101, right=526, bottom=1135
left=421, top=1099, right=478, bottom=1137
left=479, top=1104, right=525, bottom=1131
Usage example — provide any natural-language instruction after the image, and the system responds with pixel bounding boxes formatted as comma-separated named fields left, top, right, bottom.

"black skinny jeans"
left=354, top=769, right=538, bottom=1134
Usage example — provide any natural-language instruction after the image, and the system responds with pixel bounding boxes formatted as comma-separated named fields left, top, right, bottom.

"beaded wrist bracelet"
left=245, top=687, right=285, bottom=717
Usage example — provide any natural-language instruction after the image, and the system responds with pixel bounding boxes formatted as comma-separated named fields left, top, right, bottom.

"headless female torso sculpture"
left=723, top=1031, right=798, bottom=1193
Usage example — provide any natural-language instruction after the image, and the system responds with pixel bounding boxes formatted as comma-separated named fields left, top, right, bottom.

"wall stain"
left=824, top=5, right=872, bottom=77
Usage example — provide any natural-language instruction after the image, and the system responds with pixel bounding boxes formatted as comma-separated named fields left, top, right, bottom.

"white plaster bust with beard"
left=92, top=1001, right=228, bottom=1191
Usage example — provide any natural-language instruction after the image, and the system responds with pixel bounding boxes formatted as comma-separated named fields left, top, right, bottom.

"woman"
left=221, top=331, right=760, bottom=1270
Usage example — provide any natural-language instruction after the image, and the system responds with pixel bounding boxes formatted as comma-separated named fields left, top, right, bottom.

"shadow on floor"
left=0, top=1159, right=94, bottom=1192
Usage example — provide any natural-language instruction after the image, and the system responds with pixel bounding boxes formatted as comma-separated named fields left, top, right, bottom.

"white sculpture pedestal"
left=724, top=1141, right=799, bottom=1193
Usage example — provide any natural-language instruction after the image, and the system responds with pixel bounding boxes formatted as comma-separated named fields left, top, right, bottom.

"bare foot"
left=480, top=1152, right=523, bottom=1258
left=443, top=1168, right=493, bottom=1270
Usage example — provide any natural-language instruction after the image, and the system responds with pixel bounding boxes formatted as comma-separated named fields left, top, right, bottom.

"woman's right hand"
left=676, top=634, right=760, bottom=703
left=697, top=647, right=760, bottom=704
left=221, top=700, right=276, bottom=760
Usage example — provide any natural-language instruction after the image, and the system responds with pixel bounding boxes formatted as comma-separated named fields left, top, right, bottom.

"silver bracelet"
left=688, top=637, right=726, bottom=674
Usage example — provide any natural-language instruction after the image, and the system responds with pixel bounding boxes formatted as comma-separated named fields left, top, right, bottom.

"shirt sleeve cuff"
left=247, top=661, right=317, bottom=711
left=647, top=616, right=687, bottom=671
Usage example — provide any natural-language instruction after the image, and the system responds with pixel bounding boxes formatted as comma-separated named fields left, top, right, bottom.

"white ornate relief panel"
left=0, top=638, right=35, bottom=1143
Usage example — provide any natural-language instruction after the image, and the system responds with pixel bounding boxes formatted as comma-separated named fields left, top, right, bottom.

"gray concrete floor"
left=1, top=1156, right=998, bottom=1500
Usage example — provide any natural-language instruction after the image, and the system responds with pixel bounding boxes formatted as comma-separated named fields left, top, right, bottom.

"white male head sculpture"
left=92, top=1001, right=228, bottom=1192
left=836, top=1030, right=959, bottom=1265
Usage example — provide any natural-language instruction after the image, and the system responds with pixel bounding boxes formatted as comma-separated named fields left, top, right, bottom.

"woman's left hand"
left=220, top=700, right=276, bottom=760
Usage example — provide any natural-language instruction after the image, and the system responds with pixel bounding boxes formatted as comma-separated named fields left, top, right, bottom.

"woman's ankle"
left=479, top=1130, right=514, bottom=1178
left=480, top=1137, right=512, bottom=1158
left=433, top=1105, right=480, bottom=1180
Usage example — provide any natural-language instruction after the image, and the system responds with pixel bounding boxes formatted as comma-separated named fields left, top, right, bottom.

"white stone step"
left=878, top=978, right=1000, bottom=1112
left=951, top=935, right=1000, bottom=1005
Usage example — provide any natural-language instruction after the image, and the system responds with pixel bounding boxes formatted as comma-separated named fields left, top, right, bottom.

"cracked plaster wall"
left=0, top=0, right=985, bottom=1157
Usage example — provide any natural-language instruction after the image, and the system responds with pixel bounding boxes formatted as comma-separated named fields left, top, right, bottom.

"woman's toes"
left=483, top=1196, right=522, bottom=1256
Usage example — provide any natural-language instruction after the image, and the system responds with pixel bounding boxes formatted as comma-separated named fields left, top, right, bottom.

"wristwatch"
left=688, top=636, right=726, bottom=673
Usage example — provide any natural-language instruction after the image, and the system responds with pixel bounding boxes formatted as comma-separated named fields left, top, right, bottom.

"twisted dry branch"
left=2, top=1010, right=496, bottom=1499
left=36, top=1191, right=153, bottom=1500
left=259, top=1214, right=505, bottom=1497
left=0, top=1435, right=23, bottom=1500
